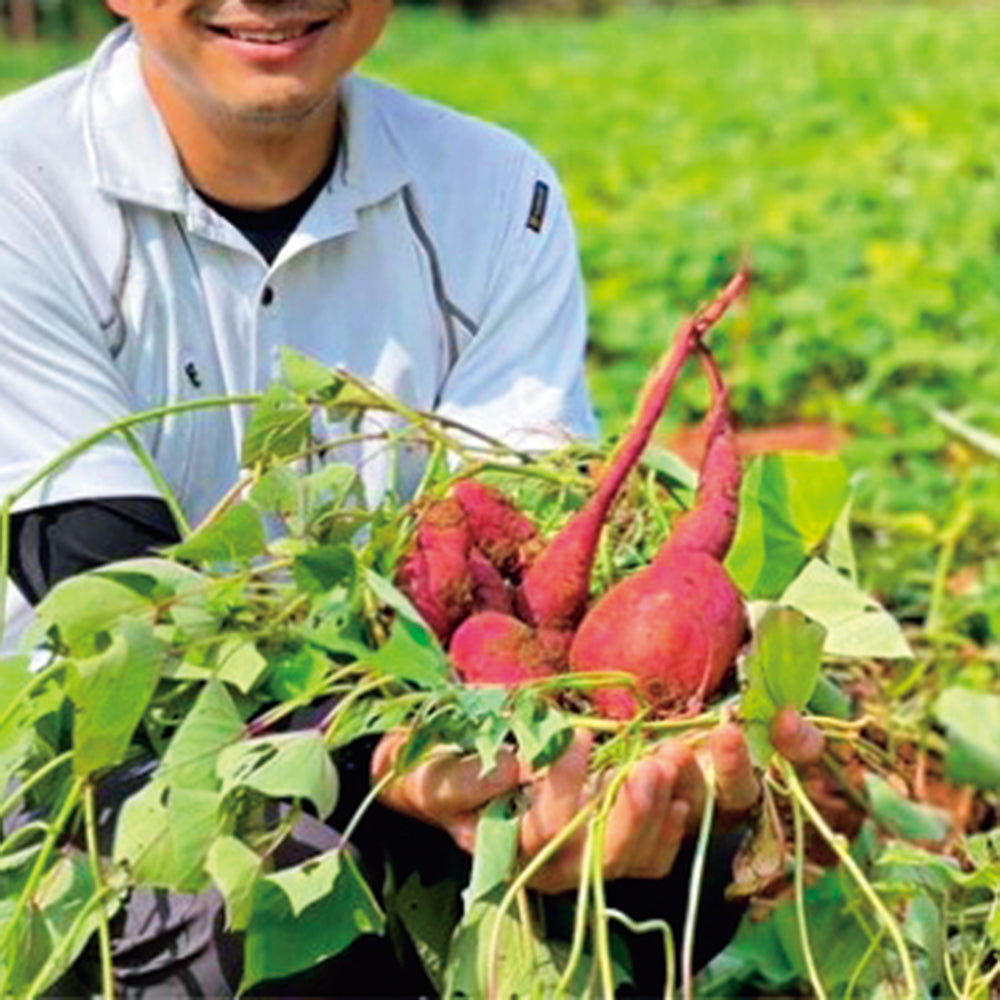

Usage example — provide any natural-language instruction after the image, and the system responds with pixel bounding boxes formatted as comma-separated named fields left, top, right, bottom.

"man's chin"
left=218, top=89, right=337, bottom=129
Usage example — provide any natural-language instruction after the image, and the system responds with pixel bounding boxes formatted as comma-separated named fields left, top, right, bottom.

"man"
left=0, top=1, right=822, bottom=993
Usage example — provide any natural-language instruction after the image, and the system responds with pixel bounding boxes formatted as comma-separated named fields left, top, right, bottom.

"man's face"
left=107, top=0, right=392, bottom=128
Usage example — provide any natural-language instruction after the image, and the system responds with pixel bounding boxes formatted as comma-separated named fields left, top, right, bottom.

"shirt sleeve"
left=433, top=150, right=598, bottom=451
left=9, top=497, right=180, bottom=606
left=0, top=168, right=160, bottom=513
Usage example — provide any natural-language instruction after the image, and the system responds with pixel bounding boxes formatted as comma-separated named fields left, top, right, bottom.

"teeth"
left=226, top=27, right=310, bottom=43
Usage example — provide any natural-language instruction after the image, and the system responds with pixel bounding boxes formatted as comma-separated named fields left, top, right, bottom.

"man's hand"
left=371, top=710, right=823, bottom=895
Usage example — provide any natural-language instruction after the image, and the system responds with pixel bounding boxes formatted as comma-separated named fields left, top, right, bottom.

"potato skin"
left=570, top=551, right=748, bottom=719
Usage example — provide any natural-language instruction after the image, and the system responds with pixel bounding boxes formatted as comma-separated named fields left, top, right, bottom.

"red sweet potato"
left=395, top=497, right=475, bottom=645
left=450, top=272, right=749, bottom=687
left=569, top=346, right=749, bottom=719
left=451, top=479, right=542, bottom=580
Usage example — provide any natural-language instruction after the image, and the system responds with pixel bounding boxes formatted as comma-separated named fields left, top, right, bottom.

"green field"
left=4, top=5, right=1000, bottom=618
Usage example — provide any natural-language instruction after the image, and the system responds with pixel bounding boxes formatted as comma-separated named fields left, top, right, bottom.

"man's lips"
left=204, top=19, right=331, bottom=44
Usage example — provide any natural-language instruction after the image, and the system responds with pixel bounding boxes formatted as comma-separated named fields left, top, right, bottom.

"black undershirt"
left=10, top=154, right=339, bottom=602
left=196, top=150, right=336, bottom=265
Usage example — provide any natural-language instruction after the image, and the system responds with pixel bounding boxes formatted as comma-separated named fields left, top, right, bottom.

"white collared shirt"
left=0, top=26, right=596, bottom=645
left=0, top=26, right=596, bottom=513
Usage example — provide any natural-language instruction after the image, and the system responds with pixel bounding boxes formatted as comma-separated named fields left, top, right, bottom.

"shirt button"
left=261, top=286, right=275, bottom=307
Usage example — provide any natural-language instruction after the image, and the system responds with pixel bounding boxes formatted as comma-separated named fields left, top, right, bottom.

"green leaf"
left=443, top=888, right=568, bottom=999
left=114, top=781, right=219, bottom=894
left=205, top=836, right=263, bottom=931
left=363, top=616, right=449, bottom=688
left=964, top=829, right=1000, bottom=872
left=462, top=796, right=519, bottom=912
left=767, top=867, right=873, bottom=992
left=241, top=382, right=312, bottom=466
left=877, top=844, right=963, bottom=894
left=935, top=687, right=1000, bottom=790
left=741, top=607, right=826, bottom=765
left=242, top=850, right=385, bottom=991
left=393, top=874, right=461, bottom=992
left=306, top=591, right=370, bottom=660
left=780, top=559, right=912, bottom=660
left=217, top=733, right=338, bottom=819
left=807, top=674, right=853, bottom=720
left=324, top=697, right=415, bottom=751
left=93, top=558, right=205, bottom=603
left=825, top=495, right=858, bottom=585
left=6, top=851, right=117, bottom=997
left=365, top=568, right=433, bottom=627
left=727, top=454, right=850, bottom=600
left=510, top=696, right=574, bottom=769
left=250, top=465, right=300, bottom=519
left=864, top=774, right=950, bottom=843
left=170, top=503, right=266, bottom=565
left=293, top=544, right=357, bottom=598
left=215, top=637, right=269, bottom=694
left=301, top=463, right=362, bottom=523
left=30, top=575, right=153, bottom=654
left=160, top=680, right=244, bottom=791
left=0, top=655, right=61, bottom=780
left=280, top=346, right=339, bottom=397
left=642, top=445, right=698, bottom=491
left=66, top=619, right=163, bottom=776
left=263, top=643, right=331, bottom=702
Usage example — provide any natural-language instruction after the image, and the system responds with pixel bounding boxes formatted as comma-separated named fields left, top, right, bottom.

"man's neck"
left=141, top=61, right=340, bottom=210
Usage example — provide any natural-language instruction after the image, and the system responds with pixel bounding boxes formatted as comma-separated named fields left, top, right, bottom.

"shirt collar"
left=84, top=26, right=410, bottom=242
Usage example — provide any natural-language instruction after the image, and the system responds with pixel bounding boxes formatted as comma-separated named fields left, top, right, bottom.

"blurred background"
left=3, top=0, right=1000, bottom=649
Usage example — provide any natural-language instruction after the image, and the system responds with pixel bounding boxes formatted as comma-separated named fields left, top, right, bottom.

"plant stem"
left=334, top=368, right=535, bottom=464
left=0, top=750, right=72, bottom=822
left=791, top=788, right=827, bottom=1000
left=486, top=802, right=597, bottom=1000
left=941, top=891, right=963, bottom=1000
left=5, top=395, right=262, bottom=514
left=339, top=771, right=395, bottom=848
left=556, top=817, right=597, bottom=997
left=591, top=783, right=620, bottom=1000
left=0, top=393, right=260, bottom=640
left=842, top=927, right=885, bottom=1000
left=605, top=909, right=675, bottom=1000
left=682, top=760, right=716, bottom=1000
left=120, top=426, right=191, bottom=537
left=322, top=678, right=400, bottom=747
left=926, top=500, right=974, bottom=636
left=84, top=784, right=115, bottom=1000
left=781, top=760, right=918, bottom=999
left=556, top=824, right=594, bottom=997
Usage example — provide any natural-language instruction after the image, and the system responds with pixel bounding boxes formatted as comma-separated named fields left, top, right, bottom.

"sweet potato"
left=450, top=273, right=749, bottom=686
left=569, top=346, right=749, bottom=718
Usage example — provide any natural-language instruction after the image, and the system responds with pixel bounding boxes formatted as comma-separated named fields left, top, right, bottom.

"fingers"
left=709, top=722, right=760, bottom=815
left=525, top=737, right=699, bottom=893
left=520, top=731, right=591, bottom=861
left=604, top=752, right=690, bottom=880
left=372, top=730, right=522, bottom=828
left=771, top=707, right=825, bottom=765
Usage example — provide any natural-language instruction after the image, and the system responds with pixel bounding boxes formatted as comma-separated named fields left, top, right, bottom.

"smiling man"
left=0, top=2, right=821, bottom=996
